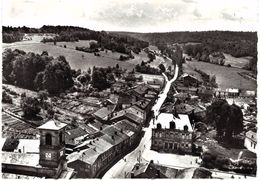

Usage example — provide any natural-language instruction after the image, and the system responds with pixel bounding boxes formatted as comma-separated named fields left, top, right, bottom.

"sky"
left=1, top=0, right=259, bottom=32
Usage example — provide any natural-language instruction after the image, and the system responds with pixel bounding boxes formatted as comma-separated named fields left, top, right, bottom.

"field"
left=2, top=41, right=136, bottom=71
left=223, top=53, right=252, bottom=69
left=46, top=40, right=97, bottom=49
left=185, top=60, right=256, bottom=90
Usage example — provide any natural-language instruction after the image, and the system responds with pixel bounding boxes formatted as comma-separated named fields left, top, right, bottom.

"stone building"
left=151, top=113, right=194, bottom=154
left=2, top=120, right=75, bottom=179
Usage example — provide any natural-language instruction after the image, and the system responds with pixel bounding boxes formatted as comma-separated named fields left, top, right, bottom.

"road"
left=102, top=64, right=179, bottom=179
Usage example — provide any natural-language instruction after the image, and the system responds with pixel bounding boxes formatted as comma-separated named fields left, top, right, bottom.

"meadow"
left=185, top=60, right=256, bottom=90
left=3, top=41, right=136, bottom=71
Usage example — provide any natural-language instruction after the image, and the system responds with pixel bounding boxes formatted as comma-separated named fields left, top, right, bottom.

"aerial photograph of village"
left=1, top=0, right=258, bottom=179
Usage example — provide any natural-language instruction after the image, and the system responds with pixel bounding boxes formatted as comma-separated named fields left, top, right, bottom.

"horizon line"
left=2, top=24, right=257, bottom=33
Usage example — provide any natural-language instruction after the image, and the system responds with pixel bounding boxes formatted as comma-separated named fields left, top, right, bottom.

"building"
left=130, top=161, right=211, bottom=178
left=151, top=113, right=194, bottom=154
left=179, top=73, right=203, bottom=87
left=2, top=120, right=75, bottom=179
left=244, top=130, right=257, bottom=153
left=130, top=161, right=178, bottom=178
left=67, top=122, right=140, bottom=178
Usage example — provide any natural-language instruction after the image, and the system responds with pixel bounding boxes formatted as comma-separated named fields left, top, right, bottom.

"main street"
left=102, top=64, right=180, bottom=179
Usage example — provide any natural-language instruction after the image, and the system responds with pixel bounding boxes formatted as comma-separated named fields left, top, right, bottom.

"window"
left=46, top=133, right=52, bottom=145
left=253, top=143, right=256, bottom=149
left=165, top=143, right=168, bottom=149
left=154, top=141, right=157, bottom=144
left=169, top=143, right=173, bottom=149
left=174, top=143, right=178, bottom=149
left=59, top=132, right=63, bottom=145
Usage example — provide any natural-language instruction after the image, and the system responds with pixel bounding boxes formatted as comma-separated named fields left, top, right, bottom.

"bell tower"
left=37, top=120, right=67, bottom=170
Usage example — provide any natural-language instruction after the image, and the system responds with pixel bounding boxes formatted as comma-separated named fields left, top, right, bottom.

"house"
left=151, top=113, right=194, bottom=154
left=130, top=161, right=178, bottom=178
left=65, top=127, right=89, bottom=146
left=244, top=130, right=257, bottom=153
left=147, top=79, right=164, bottom=91
left=93, top=105, right=115, bottom=122
left=130, top=161, right=212, bottom=178
left=179, top=73, right=203, bottom=87
left=132, top=99, right=153, bottom=121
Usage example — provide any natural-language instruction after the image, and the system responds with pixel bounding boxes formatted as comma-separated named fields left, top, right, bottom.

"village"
left=1, top=38, right=257, bottom=179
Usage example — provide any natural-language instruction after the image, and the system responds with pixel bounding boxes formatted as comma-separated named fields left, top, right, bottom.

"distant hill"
left=112, top=31, right=257, bottom=73
left=2, top=26, right=149, bottom=55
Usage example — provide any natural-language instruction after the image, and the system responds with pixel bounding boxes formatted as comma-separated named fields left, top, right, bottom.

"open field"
left=223, top=53, right=252, bottom=69
left=2, top=42, right=135, bottom=71
left=185, top=60, right=256, bottom=90
left=46, top=40, right=97, bottom=49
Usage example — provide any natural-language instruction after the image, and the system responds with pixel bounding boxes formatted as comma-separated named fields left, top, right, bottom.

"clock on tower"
left=37, top=120, right=67, bottom=168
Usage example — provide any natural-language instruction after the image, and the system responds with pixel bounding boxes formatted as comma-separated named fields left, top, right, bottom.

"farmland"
left=185, top=60, right=256, bottom=90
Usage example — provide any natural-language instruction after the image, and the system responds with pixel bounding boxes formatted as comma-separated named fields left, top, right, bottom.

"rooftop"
left=37, top=120, right=67, bottom=130
left=2, top=173, right=44, bottom=179
left=65, top=127, right=88, bottom=143
left=154, top=113, right=193, bottom=132
left=15, top=139, right=40, bottom=153
left=2, top=152, right=39, bottom=167
left=93, top=107, right=113, bottom=120
left=175, top=103, right=195, bottom=114
left=134, top=99, right=151, bottom=110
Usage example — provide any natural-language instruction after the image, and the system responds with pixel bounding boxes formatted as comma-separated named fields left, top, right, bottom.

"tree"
left=206, top=99, right=243, bottom=140
left=92, top=68, right=109, bottom=90
left=43, top=56, right=74, bottom=94
left=2, top=91, right=13, bottom=104
left=21, top=97, right=41, bottom=118
left=159, top=63, right=166, bottom=72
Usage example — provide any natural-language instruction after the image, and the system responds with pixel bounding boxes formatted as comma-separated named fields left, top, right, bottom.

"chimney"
left=115, top=131, right=118, bottom=135
left=136, top=164, right=140, bottom=170
left=112, top=135, right=114, bottom=140
left=100, top=126, right=103, bottom=130
left=89, top=141, right=92, bottom=145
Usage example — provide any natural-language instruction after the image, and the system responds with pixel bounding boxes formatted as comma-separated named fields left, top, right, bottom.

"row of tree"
left=2, top=32, right=24, bottom=43
left=3, top=49, right=74, bottom=94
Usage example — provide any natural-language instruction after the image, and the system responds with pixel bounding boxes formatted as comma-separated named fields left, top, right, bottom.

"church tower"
left=37, top=120, right=67, bottom=173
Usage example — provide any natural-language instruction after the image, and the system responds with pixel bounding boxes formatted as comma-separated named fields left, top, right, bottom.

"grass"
left=185, top=60, right=256, bottom=90
left=3, top=42, right=135, bottom=71
left=46, top=40, right=97, bottom=49
left=223, top=53, right=252, bottom=69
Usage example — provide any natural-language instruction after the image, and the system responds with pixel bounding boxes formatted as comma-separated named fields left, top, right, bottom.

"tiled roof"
left=114, top=119, right=139, bottom=133
left=37, top=120, right=67, bottom=130
left=65, top=127, right=88, bottom=142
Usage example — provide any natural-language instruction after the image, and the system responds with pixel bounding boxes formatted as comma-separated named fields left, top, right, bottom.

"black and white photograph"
left=1, top=0, right=258, bottom=179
